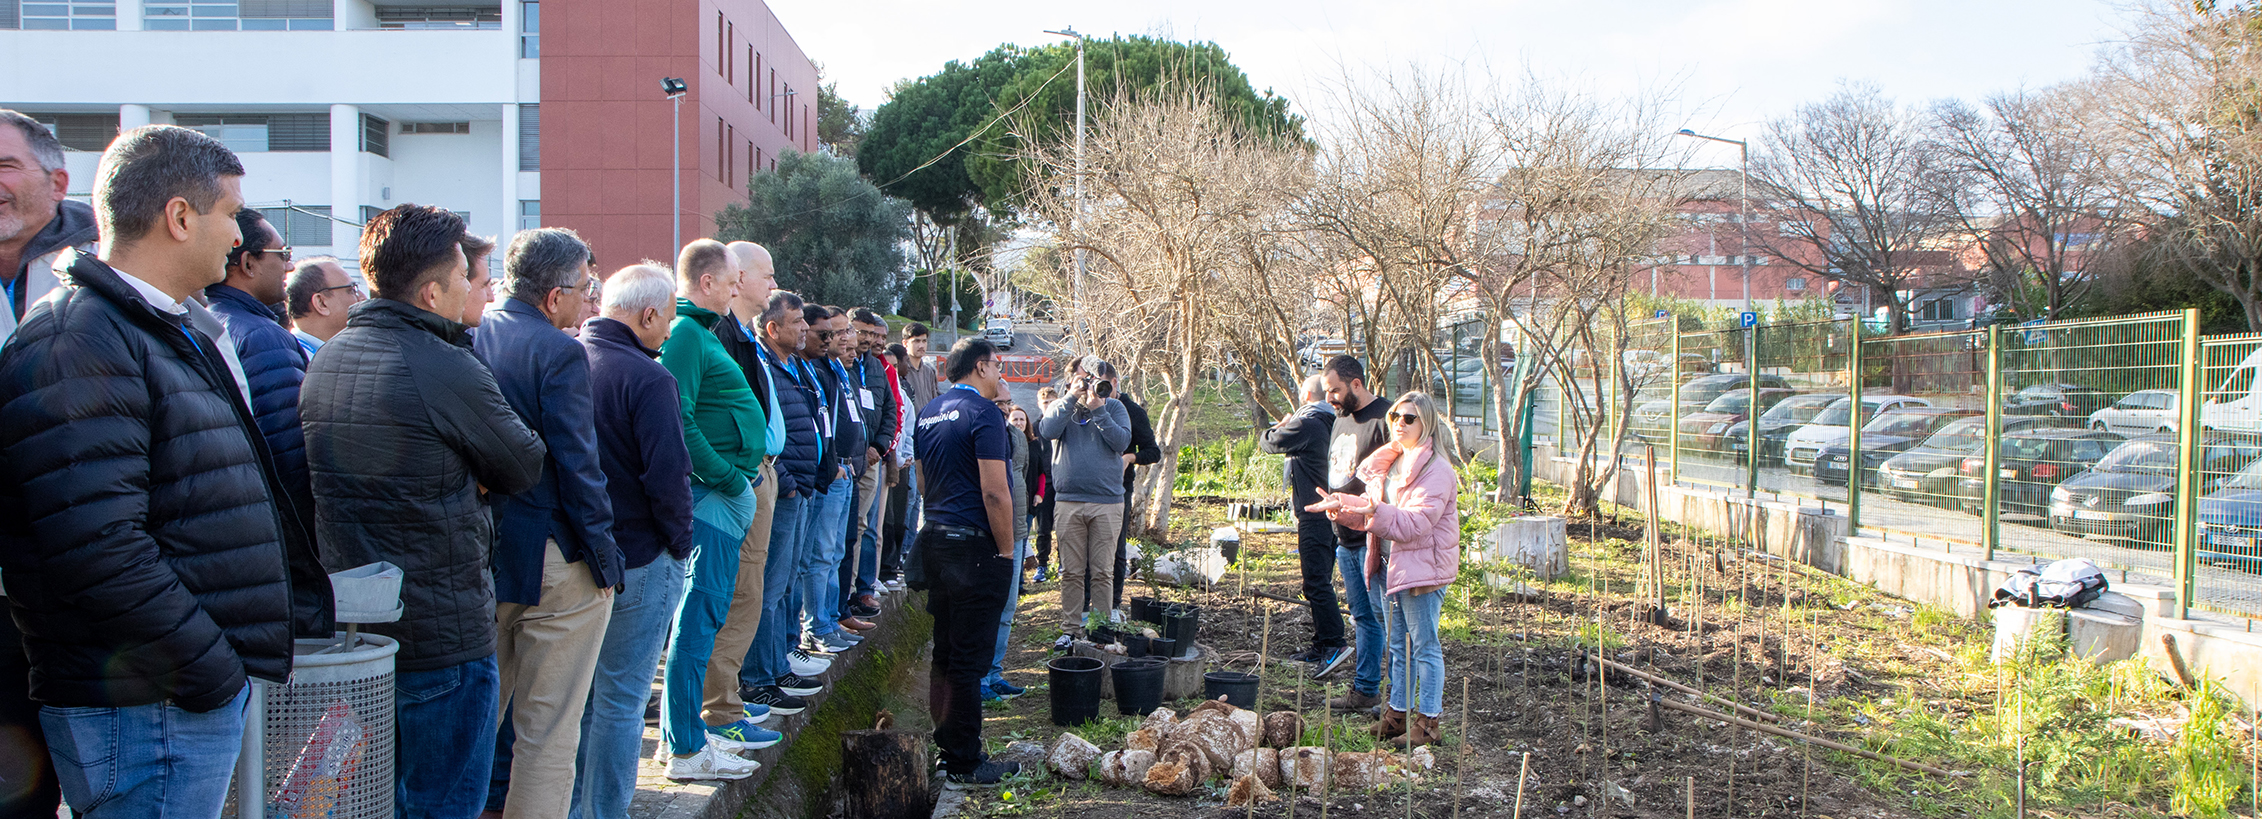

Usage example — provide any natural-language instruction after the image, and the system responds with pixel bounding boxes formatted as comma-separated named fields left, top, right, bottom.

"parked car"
left=2050, top=434, right=2262, bottom=546
left=1676, top=373, right=1793, bottom=419
left=2088, top=389, right=2180, bottom=435
left=2004, top=383, right=2114, bottom=419
left=1812, top=407, right=1984, bottom=488
left=1781, top=394, right=1931, bottom=473
left=1677, top=388, right=1797, bottom=456
left=1875, top=415, right=2080, bottom=507
left=2193, top=458, right=2262, bottom=568
left=1723, top=392, right=1844, bottom=464
left=1629, top=396, right=1675, bottom=441
left=1955, top=428, right=2125, bottom=517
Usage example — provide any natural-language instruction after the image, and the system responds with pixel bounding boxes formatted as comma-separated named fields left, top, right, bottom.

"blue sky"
left=778, top=0, right=2122, bottom=149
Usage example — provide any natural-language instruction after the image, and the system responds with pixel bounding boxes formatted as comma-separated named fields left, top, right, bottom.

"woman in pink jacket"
left=1314, top=391, right=1458, bottom=747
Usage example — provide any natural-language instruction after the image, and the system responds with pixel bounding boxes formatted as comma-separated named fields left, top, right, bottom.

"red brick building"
left=541, top=0, right=818, bottom=266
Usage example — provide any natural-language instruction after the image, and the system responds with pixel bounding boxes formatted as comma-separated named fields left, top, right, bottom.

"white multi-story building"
left=2, top=0, right=821, bottom=270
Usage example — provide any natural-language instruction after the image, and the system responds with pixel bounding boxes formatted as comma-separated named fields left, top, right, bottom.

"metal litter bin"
left=227, top=562, right=404, bottom=819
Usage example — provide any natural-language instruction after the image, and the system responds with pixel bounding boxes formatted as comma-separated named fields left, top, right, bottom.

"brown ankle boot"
left=1392, top=712, right=1441, bottom=748
left=1369, top=706, right=1407, bottom=740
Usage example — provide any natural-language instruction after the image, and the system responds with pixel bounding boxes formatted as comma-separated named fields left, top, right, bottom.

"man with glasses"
left=283, top=256, right=361, bottom=355
left=205, top=209, right=334, bottom=643
left=474, top=227, right=626, bottom=817
left=913, top=338, right=1021, bottom=787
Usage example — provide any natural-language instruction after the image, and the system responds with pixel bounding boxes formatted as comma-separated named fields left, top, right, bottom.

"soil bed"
left=958, top=498, right=2003, bottom=819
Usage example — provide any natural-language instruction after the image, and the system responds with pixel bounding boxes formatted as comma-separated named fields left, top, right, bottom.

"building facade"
left=0, top=0, right=815, bottom=271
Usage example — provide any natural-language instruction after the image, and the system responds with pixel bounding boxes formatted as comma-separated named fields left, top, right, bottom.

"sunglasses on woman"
left=1392, top=412, right=1422, bottom=425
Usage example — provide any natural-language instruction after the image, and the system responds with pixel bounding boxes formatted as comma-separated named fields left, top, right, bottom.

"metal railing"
left=1515, top=307, right=2262, bottom=622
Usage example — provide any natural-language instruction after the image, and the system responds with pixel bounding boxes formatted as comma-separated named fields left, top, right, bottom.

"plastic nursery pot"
left=1160, top=604, right=1201, bottom=659
left=1122, top=634, right=1152, bottom=658
left=1048, top=656, right=1105, bottom=726
left=1112, top=657, right=1169, bottom=716
left=1129, top=596, right=1162, bottom=624
left=1088, top=623, right=1121, bottom=646
left=1146, top=636, right=1177, bottom=660
left=1203, top=671, right=1259, bottom=710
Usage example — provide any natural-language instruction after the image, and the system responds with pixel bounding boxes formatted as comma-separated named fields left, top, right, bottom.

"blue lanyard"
left=950, top=383, right=980, bottom=393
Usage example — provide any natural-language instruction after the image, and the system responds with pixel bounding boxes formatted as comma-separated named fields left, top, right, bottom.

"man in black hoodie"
left=1260, top=374, right=1346, bottom=675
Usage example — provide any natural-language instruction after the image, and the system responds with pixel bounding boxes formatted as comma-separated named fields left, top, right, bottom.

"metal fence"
left=1515, top=307, right=2262, bottom=622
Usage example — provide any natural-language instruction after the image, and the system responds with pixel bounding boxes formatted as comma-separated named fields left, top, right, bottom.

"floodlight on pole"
left=1675, top=128, right=1752, bottom=314
left=662, top=77, right=688, bottom=254
left=1045, top=26, right=1088, bottom=348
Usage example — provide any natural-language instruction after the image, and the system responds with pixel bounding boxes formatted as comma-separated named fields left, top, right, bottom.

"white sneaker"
left=665, top=745, right=758, bottom=781
left=788, top=649, right=833, bottom=678
left=884, top=579, right=905, bottom=592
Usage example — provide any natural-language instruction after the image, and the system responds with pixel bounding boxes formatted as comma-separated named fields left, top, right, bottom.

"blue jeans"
left=1385, top=586, right=1447, bottom=717
left=570, top=554, right=684, bottom=819
left=801, top=476, right=854, bottom=637
left=981, top=538, right=1031, bottom=688
left=1337, top=542, right=1385, bottom=697
left=396, top=655, right=501, bottom=819
left=39, top=686, right=246, bottom=818
left=662, top=481, right=756, bottom=756
left=744, top=490, right=812, bottom=689
left=900, top=470, right=925, bottom=585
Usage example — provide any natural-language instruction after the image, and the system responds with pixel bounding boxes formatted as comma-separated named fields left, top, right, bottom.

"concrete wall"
left=1529, top=441, right=2262, bottom=703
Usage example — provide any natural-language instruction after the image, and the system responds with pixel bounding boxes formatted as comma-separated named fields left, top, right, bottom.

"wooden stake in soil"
left=1685, top=775, right=1694, bottom=819
left=1321, top=685, right=1332, bottom=819
left=1454, top=677, right=1471, bottom=819
left=1513, top=752, right=1530, bottom=819
left=1258, top=606, right=1273, bottom=707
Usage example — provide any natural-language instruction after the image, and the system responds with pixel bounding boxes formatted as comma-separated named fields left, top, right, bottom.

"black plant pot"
left=1122, top=634, right=1152, bottom=658
left=1203, top=671, right=1259, bottom=709
left=1048, top=656, right=1105, bottom=726
left=1160, top=604, right=1201, bottom=659
left=1113, top=657, right=1169, bottom=716
left=1146, top=636, right=1177, bottom=661
left=1129, top=597, right=1162, bottom=624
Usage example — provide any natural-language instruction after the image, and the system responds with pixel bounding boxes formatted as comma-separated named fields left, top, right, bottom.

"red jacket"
left=1334, top=442, right=1461, bottom=596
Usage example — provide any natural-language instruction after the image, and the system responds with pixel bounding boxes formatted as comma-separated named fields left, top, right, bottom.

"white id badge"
left=860, top=388, right=876, bottom=410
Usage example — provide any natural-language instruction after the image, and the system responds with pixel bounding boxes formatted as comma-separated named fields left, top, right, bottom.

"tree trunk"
left=841, top=729, right=929, bottom=819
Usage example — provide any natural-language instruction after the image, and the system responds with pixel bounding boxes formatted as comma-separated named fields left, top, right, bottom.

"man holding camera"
left=1038, top=361, right=1132, bottom=633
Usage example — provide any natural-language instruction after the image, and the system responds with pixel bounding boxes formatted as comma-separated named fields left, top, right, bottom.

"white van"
left=2204, top=348, right=2262, bottom=434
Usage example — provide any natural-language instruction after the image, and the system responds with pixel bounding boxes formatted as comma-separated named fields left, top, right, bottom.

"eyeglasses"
left=1391, top=412, right=1423, bottom=425
left=315, top=283, right=363, bottom=298
left=249, top=247, right=294, bottom=263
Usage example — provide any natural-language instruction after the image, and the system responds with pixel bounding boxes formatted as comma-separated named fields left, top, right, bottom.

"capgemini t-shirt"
left=914, top=384, right=1011, bottom=533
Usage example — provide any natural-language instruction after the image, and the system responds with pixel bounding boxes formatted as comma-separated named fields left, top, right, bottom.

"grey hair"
left=94, top=125, right=244, bottom=243
left=0, top=110, right=66, bottom=173
left=285, top=255, right=344, bottom=318
left=1300, top=374, right=1327, bottom=405
left=602, top=263, right=677, bottom=314
left=502, top=227, right=592, bottom=303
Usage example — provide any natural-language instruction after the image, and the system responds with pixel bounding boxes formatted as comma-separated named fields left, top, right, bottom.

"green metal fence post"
left=2174, top=308, right=2203, bottom=620
left=1747, top=325, right=1760, bottom=499
left=1669, top=324, right=1682, bottom=485
left=1848, top=317, right=1862, bottom=530
left=1983, top=324, right=2003, bottom=561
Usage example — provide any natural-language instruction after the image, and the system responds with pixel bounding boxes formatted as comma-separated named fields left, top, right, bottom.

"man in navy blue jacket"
left=571, top=263, right=697, bottom=817
left=473, top=227, right=622, bottom=819
left=742, top=290, right=827, bottom=711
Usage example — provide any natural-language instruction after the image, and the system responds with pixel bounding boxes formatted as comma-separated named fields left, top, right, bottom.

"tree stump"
left=842, top=729, right=928, bottom=819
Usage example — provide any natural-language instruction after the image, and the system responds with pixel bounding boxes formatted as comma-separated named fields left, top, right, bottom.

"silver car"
left=2088, top=389, right=2179, bottom=435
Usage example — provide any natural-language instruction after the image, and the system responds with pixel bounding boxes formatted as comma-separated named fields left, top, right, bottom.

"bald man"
left=702, top=241, right=807, bottom=728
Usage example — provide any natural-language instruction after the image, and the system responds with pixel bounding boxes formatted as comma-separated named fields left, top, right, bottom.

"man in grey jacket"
left=1038, top=362, right=1131, bottom=632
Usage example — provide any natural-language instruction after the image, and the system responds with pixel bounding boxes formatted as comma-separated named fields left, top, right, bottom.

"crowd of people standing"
left=0, top=114, right=1464, bottom=819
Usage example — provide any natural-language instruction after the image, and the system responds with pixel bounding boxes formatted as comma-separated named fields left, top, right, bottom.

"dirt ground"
left=956, top=499, right=2000, bottom=819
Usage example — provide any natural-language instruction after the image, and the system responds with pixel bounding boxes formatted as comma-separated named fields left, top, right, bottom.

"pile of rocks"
left=1040, top=698, right=1437, bottom=805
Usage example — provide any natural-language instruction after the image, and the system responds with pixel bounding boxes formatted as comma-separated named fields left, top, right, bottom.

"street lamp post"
left=1045, top=26, right=1087, bottom=348
left=662, top=77, right=687, bottom=253
left=1675, top=129, right=1751, bottom=314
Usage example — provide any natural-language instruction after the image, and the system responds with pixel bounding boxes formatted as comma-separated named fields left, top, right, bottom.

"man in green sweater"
left=655, top=239, right=782, bottom=780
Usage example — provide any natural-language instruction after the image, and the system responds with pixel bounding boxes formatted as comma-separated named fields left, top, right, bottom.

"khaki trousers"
left=1054, top=501, right=1125, bottom=629
left=494, top=539, right=613, bottom=819
left=703, top=461, right=778, bottom=725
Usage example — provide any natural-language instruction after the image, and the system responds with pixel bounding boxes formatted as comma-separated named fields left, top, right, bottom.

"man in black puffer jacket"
left=0, top=125, right=297, bottom=818
left=301, top=204, right=544, bottom=819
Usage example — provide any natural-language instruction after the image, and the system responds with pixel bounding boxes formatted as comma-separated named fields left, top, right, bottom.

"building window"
left=1785, top=277, right=1807, bottom=292
left=755, top=53, right=763, bottom=110
left=258, top=205, right=332, bottom=247
left=726, top=22, right=733, bottom=81
left=518, top=200, right=539, bottom=231
left=401, top=121, right=470, bottom=134
left=714, top=12, right=723, bottom=75
left=360, top=114, right=389, bottom=157
left=376, top=5, right=501, bottom=29
left=518, top=0, right=536, bottom=58
left=22, top=0, right=114, bottom=29
left=517, top=103, right=539, bottom=171
left=716, top=118, right=725, bottom=180
left=24, top=113, right=119, bottom=151
left=177, top=115, right=268, bottom=153
left=235, top=0, right=329, bottom=28
left=0, top=0, right=18, bottom=28
left=747, top=45, right=754, bottom=102
left=360, top=205, right=382, bottom=225
left=1917, top=298, right=1957, bottom=322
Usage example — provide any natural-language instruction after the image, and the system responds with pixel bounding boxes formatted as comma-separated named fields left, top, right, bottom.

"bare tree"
left=1022, top=88, right=1310, bottom=536
left=2087, top=0, right=2262, bottom=330
left=1929, top=87, right=2127, bottom=319
left=1750, top=82, right=1963, bottom=334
